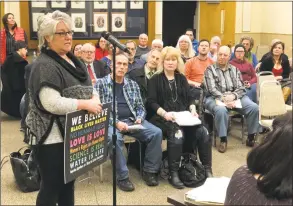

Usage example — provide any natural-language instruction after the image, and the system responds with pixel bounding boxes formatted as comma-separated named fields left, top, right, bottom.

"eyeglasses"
left=82, top=51, right=95, bottom=54
left=235, top=51, right=245, bottom=53
left=54, top=30, right=74, bottom=37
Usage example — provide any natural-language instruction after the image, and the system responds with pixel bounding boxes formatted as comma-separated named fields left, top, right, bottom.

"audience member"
left=1, top=41, right=27, bottom=118
left=204, top=46, right=259, bottom=153
left=100, top=41, right=121, bottom=71
left=175, top=35, right=195, bottom=63
left=140, top=39, right=163, bottom=62
left=185, top=39, right=214, bottom=88
left=125, top=40, right=145, bottom=73
left=80, top=43, right=109, bottom=84
left=135, top=33, right=150, bottom=58
left=95, top=37, right=108, bottom=60
left=230, top=44, right=257, bottom=103
left=128, top=48, right=161, bottom=112
left=147, top=47, right=212, bottom=189
left=0, top=13, right=28, bottom=64
left=72, top=43, right=82, bottom=59
left=225, top=112, right=292, bottom=205
left=185, top=28, right=199, bottom=55
left=94, top=54, right=163, bottom=191
left=25, top=11, right=102, bottom=206
left=208, top=36, right=221, bottom=62
left=231, top=36, right=258, bottom=68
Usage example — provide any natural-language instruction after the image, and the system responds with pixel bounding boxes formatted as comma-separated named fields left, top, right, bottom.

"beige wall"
left=235, top=2, right=292, bottom=57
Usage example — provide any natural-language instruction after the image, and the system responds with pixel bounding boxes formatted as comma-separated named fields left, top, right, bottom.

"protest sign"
left=64, top=103, right=111, bottom=183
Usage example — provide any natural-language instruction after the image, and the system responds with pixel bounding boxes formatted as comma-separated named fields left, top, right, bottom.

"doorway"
left=162, top=1, right=197, bottom=47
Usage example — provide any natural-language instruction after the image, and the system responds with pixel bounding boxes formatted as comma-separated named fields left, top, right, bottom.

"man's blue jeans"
left=107, top=120, right=162, bottom=181
left=246, top=83, right=257, bottom=103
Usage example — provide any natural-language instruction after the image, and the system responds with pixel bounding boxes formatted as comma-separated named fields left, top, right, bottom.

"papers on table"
left=216, top=99, right=242, bottom=108
left=171, top=111, right=202, bottom=126
left=184, top=177, right=230, bottom=205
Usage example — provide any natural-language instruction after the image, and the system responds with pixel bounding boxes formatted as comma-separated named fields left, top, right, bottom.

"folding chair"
left=259, top=80, right=287, bottom=131
left=256, top=71, right=276, bottom=104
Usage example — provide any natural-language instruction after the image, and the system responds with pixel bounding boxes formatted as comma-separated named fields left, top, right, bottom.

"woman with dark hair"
left=260, top=41, right=291, bottom=102
left=0, top=13, right=28, bottom=64
left=95, top=36, right=108, bottom=60
left=147, top=47, right=212, bottom=189
left=230, top=44, right=257, bottom=103
left=225, top=112, right=292, bottom=205
left=72, top=43, right=82, bottom=59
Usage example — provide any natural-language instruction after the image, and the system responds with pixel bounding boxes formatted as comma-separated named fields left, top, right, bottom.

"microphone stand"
left=112, top=45, right=117, bottom=206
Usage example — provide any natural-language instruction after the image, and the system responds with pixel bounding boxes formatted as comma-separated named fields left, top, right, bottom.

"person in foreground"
left=203, top=46, right=259, bottom=153
left=94, top=54, right=163, bottom=192
left=25, top=11, right=102, bottom=206
left=225, top=112, right=292, bottom=205
left=147, top=47, right=212, bottom=189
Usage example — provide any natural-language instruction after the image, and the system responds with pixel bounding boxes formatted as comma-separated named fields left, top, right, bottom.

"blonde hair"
left=175, top=35, right=195, bottom=58
left=157, top=46, right=185, bottom=74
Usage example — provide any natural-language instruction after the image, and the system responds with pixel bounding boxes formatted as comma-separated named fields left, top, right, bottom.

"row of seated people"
left=4, top=11, right=291, bottom=206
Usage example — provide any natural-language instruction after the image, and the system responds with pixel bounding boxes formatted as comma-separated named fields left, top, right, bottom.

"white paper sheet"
left=172, top=111, right=202, bottom=126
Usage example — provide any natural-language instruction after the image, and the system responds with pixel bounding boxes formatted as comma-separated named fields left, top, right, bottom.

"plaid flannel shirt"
left=203, top=63, right=246, bottom=100
left=94, top=74, right=146, bottom=126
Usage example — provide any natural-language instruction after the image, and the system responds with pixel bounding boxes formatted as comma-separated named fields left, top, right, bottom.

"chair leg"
left=213, top=117, right=216, bottom=147
left=99, top=164, right=103, bottom=183
left=241, top=116, right=245, bottom=144
left=138, top=141, right=143, bottom=177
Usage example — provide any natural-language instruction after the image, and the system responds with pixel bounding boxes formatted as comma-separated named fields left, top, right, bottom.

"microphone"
left=101, top=31, right=130, bottom=54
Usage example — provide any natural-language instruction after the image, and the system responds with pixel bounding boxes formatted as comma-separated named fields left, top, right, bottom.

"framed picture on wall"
left=31, top=1, right=47, bottom=8
left=71, top=0, right=85, bottom=9
left=51, top=1, right=67, bottom=8
left=130, top=1, right=143, bottom=9
left=93, top=12, right=108, bottom=32
left=32, top=13, right=45, bottom=32
left=111, top=12, right=126, bottom=32
left=94, top=1, right=108, bottom=9
left=112, top=1, right=126, bottom=9
left=71, top=13, right=86, bottom=32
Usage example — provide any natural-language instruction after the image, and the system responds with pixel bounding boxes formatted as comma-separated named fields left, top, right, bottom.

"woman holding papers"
left=225, top=112, right=292, bottom=205
left=147, top=46, right=212, bottom=189
left=25, top=11, right=102, bottom=206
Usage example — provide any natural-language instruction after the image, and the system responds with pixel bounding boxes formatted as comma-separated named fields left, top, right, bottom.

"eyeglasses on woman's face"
left=54, top=30, right=74, bottom=37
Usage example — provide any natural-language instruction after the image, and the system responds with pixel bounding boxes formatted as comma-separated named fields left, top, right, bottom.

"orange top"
left=185, top=56, right=214, bottom=83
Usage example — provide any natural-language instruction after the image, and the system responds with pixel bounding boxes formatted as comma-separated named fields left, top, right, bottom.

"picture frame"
left=32, top=13, right=45, bottom=32
left=94, top=1, right=108, bottom=9
left=93, top=12, right=108, bottom=32
left=71, top=0, right=85, bottom=9
left=111, top=12, right=126, bottom=32
left=31, top=1, right=47, bottom=8
left=130, top=1, right=143, bottom=9
left=71, top=13, right=86, bottom=32
left=51, top=1, right=67, bottom=8
left=112, top=1, right=126, bottom=9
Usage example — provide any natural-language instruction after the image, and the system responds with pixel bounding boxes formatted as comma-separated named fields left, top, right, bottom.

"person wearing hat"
left=1, top=40, right=28, bottom=117
left=230, top=44, right=257, bottom=103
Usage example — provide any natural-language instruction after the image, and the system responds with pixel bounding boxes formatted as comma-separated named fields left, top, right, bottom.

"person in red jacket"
left=230, top=44, right=257, bottom=103
left=95, top=36, right=108, bottom=60
left=0, top=13, right=28, bottom=64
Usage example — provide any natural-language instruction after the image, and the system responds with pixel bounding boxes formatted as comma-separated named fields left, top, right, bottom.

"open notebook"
left=184, top=177, right=230, bottom=205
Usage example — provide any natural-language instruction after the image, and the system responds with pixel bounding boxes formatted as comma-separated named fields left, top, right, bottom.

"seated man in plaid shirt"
left=94, top=54, right=162, bottom=192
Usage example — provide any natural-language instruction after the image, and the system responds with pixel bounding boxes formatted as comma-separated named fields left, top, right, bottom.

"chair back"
left=256, top=71, right=276, bottom=104
left=259, top=80, right=287, bottom=118
left=255, top=45, right=270, bottom=61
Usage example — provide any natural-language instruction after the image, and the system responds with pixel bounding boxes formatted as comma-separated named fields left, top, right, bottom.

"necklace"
left=168, top=79, right=178, bottom=102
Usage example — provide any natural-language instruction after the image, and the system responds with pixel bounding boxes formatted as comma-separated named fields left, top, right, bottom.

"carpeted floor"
left=1, top=112, right=259, bottom=205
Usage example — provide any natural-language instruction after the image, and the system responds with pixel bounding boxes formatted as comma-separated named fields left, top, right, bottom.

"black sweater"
left=259, top=53, right=291, bottom=79
left=147, top=72, right=194, bottom=118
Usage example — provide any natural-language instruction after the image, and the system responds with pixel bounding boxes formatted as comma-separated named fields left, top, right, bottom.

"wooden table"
left=167, top=189, right=198, bottom=206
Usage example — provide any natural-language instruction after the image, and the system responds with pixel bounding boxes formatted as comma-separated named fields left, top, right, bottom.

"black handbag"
left=9, top=146, right=40, bottom=192
left=178, top=153, right=206, bottom=188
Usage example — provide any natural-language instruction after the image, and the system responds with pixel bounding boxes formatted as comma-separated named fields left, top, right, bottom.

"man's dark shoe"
left=246, top=134, right=256, bottom=147
left=117, top=178, right=135, bottom=192
left=143, top=171, right=159, bottom=186
left=218, top=137, right=227, bottom=153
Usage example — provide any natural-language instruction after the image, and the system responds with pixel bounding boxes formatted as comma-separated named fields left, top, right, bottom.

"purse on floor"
left=9, top=146, right=41, bottom=192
